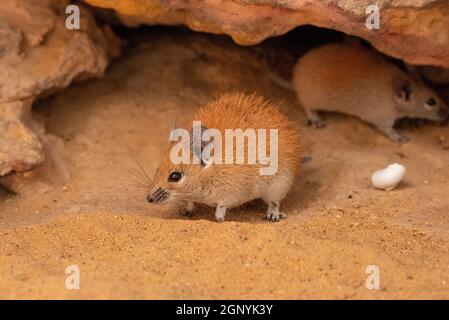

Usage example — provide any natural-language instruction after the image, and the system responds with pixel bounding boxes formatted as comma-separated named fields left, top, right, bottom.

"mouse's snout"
left=147, top=187, right=170, bottom=204
left=424, top=94, right=449, bottom=122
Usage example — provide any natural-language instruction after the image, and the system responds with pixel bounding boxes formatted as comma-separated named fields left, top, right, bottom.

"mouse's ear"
left=404, top=63, right=422, bottom=79
left=168, top=119, right=178, bottom=141
left=190, top=124, right=212, bottom=167
left=393, top=76, right=413, bottom=103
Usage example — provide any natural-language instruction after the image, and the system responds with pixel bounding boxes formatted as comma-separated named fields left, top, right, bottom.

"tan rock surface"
left=0, top=0, right=120, bottom=178
left=0, top=101, right=43, bottom=176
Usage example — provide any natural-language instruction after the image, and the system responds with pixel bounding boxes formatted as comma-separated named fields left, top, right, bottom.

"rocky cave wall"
left=85, top=0, right=449, bottom=68
left=0, top=0, right=120, bottom=179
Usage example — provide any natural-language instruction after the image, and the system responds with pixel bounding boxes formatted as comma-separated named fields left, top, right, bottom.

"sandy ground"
left=1, top=28, right=449, bottom=299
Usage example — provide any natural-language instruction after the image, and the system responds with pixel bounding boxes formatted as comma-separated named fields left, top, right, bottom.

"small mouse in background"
left=268, top=42, right=448, bottom=142
left=147, top=92, right=303, bottom=222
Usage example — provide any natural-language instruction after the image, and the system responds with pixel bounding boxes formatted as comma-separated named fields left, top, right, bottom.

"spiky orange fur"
left=149, top=92, right=302, bottom=222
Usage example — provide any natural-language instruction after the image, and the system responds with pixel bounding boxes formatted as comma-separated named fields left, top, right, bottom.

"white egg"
left=371, top=163, right=406, bottom=191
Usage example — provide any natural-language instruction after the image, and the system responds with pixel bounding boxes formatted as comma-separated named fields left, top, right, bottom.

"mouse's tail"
left=266, top=67, right=295, bottom=91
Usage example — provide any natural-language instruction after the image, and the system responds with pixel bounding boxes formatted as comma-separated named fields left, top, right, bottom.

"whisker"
left=125, top=163, right=152, bottom=188
left=128, top=181, right=150, bottom=190
left=144, top=157, right=156, bottom=179
left=128, top=149, right=154, bottom=186
left=159, top=146, right=163, bottom=165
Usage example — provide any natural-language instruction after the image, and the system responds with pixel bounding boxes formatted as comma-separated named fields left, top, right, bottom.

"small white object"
left=371, top=163, right=406, bottom=191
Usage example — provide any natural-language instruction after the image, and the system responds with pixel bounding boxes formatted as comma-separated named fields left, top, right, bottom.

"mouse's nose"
left=147, top=188, right=169, bottom=204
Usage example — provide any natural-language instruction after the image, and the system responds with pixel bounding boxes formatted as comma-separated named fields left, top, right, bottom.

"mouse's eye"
left=425, top=98, right=437, bottom=109
left=168, top=171, right=183, bottom=183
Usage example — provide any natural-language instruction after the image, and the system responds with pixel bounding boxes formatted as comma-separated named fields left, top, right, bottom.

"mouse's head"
left=393, top=73, right=448, bottom=122
left=147, top=155, right=210, bottom=205
left=146, top=127, right=213, bottom=205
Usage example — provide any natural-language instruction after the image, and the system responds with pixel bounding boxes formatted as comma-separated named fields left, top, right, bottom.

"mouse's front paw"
left=383, top=128, right=409, bottom=143
left=180, top=209, right=194, bottom=218
left=180, top=201, right=195, bottom=218
left=214, top=205, right=226, bottom=223
left=389, top=134, right=409, bottom=143
left=215, top=215, right=225, bottom=223
left=397, top=135, right=410, bottom=143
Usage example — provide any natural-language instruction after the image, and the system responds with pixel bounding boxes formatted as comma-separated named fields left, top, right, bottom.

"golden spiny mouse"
left=147, top=92, right=302, bottom=222
left=272, top=42, right=448, bottom=142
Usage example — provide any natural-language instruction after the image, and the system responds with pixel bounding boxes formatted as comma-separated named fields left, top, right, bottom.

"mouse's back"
left=193, top=92, right=302, bottom=176
left=292, top=42, right=397, bottom=116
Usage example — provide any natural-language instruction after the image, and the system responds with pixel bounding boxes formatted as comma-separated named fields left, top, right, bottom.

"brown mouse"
left=147, top=92, right=303, bottom=222
left=271, top=42, right=448, bottom=142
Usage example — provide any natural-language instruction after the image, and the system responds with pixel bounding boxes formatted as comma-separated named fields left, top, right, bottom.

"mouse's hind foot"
left=265, top=212, right=287, bottom=222
left=264, top=201, right=287, bottom=222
